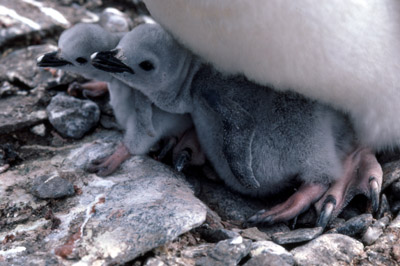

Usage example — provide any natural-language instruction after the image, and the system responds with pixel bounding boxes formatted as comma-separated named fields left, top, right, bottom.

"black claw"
left=316, top=195, right=336, bottom=229
left=369, top=176, right=380, bottom=213
left=174, top=148, right=192, bottom=172
left=156, top=138, right=177, bottom=161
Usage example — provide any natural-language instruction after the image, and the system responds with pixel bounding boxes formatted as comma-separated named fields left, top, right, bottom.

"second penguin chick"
left=91, top=24, right=383, bottom=227
left=37, top=23, right=192, bottom=176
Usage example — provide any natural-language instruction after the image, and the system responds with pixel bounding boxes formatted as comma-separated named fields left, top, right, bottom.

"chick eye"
left=139, top=60, right=154, bottom=71
left=75, top=57, right=87, bottom=64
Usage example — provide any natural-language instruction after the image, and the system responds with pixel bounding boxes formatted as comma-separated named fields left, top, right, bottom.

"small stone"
left=47, top=93, right=100, bottom=139
left=291, top=234, right=364, bottom=266
left=272, top=227, right=323, bottom=245
left=331, top=214, right=373, bottom=237
left=31, top=174, right=75, bottom=199
left=99, top=8, right=133, bottom=33
left=195, top=236, right=252, bottom=266
left=382, top=159, right=400, bottom=190
left=259, top=223, right=291, bottom=236
left=362, top=226, right=383, bottom=246
left=31, top=124, right=46, bottom=137
left=244, top=253, right=292, bottom=266
left=241, top=227, right=271, bottom=241
left=389, top=214, right=400, bottom=229
left=392, top=245, right=400, bottom=263
left=249, top=241, right=294, bottom=265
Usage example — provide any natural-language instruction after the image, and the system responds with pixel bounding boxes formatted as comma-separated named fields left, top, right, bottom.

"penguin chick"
left=37, top=23, right=192, bottom=176
left=91, top=24, right=383, bottom=227
left=143, top=0, right=400, bottom=152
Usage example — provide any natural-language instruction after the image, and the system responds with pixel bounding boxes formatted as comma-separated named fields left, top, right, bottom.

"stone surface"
left=248, top=241, right=294, bottom=266
left=330, top=214, right=373, bottom=237
left=0, top=94, right=47, bottom=134
left=195, top=236, right=252, bottom=266
left=239, top=227, right=271, bottom=241
left=0, top=0, right=97, bottom=52
left=31, top=173, right=75, bottom=199
left=0, top=130, right=207, bottom=265
left=272, top=227, right=323, bottom=245
left=362, top=226, right=383, bottom=246
left=47, top=93, right=100, bottom=139
left=291, top=234, right=364, bottom=266
left=382, top=159, right=400, bottom=190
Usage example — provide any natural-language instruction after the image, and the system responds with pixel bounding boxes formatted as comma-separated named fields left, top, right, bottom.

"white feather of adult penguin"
left=143, top=0, right=400, bottom=151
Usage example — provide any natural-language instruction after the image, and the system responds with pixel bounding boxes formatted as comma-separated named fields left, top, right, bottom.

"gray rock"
left=330, top=214, right=373, bottom=237
left=240, top=227, right=271, bottom=241
left=389, top=214, right=400, bottom=229
left=0, top=0, right=96, bottom=52
left=291, top=234, right=364, bottom=266
left=31, top=123, right=46, bottom=137
left=99, top=8, right=133, bottom=32
left=47, top=93, right=100, bottom=139
left=197, top=227, right=240, bottom=243
left=248, top=241, right=294, bottom=266
left=382, top=159, right=400, bottom=190
left=0, top=94, right=47, bottom=134
left=31, top=173, right=75, bottom=199
left=244, top=253, right=291, bottom=266
left=259, top=223, right=291, bottom=236
left=0, top=130, right=207, bottom=265
left=272, top=227, right=323, bottom=245
left=362, top=226, right=383, bottom=246
left=195, top=236, right=252, bottom=266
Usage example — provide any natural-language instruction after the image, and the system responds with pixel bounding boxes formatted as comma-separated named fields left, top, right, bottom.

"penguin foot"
left=173, top=148, right=192, bottom=172
left=246, top=183, right=327, bottom=227
left=315, top=148, right=382, bottom=228
left=68, top=81, right=109, bottom=98
left=86, top=143, right=131, bottom=176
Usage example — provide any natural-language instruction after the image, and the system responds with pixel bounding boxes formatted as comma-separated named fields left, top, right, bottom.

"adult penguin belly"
left=143, top=0, right=400, bottom=151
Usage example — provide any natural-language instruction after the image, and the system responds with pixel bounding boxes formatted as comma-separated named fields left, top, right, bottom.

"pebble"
left=31, top=174, right=75, bottom=199
left=272, top=227, right=323, bottom=245
left=248, top=241, right=294, bottom=265
left=291, top=234, right=364, bottom=266
left=46, top=93, right=100, bottom=139
left=330, top=214, right=373, bottom=237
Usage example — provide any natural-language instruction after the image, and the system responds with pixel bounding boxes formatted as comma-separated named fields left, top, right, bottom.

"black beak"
left=37, top=51, right=72, bottom=67
left=91, top=50, right=135, bottom=74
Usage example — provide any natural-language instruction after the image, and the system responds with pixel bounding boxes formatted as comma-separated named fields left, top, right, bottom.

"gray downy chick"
left=91, top=23, right=383, bottom=227
left=37, top=23, right=192, bottom=176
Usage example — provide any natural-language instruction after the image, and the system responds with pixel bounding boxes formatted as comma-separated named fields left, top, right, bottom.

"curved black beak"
left=37, top=51, right=72, bottom=67
left=91, top=50, right=134, bottom=74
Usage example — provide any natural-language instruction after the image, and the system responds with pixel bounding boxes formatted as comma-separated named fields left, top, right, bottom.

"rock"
left=99, top=7, right=133, bottom=32
left=47, top=93, right=100, bottom=139
left=240, top=227, right=271, bottom=241
left=362, top=226, right=383, bottom=246
left=247, top=241, right=294, bottom=266
left=0, top=130, right=207, bottom=265
left=272, top=227, right=323, bottom=245
left=0, top=94, right=47, bottom=134
left=243, top=253, right=291, bottom=266
left=382, top=159, right=400, bottom=190
left=291, top=234, right=364, bottom=266
left=259, top=223, right=291, bottom=236
left=0, top=44, right=57, bottom=90
left=31, top=173, right=75, bottom=199
left=0, top=0, right=96, bottom=52
left=30, top=124, right=46, bottom=137
left=330, top=214, right=373, bottom=237
left=389, top=214, right=400, bottom=229
left=195, top=236, right=252, bottom=266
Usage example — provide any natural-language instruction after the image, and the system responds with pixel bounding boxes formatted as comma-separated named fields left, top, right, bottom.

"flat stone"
left=0, top=130, right=207, bottom=265
left=195, top=236, right=252, bottom=266
left=31, top=173, right=75, bottom=199
left=330, top=214, right=373, bottom=237
left=248, top=241, right=294, bottom=265
left=0, top=94, right=47, bottom=134
left=240, top=227, right=271, bottom=241
left=272, top=227, right=323, bottom=245
left=244, top=253, right=292, bottom=266
left=291, top=234, right=364, bottom=266
left=47, top=93, right=100, bottom=139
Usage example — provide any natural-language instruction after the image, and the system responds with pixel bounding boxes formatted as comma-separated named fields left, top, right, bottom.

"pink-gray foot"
left=86, top=143, right=131, bottom=176
left=68, top=81, right=108, bottom=98
left=246, top=183, right=327, bottom=226
left=315, top=148, right=382, bottom=228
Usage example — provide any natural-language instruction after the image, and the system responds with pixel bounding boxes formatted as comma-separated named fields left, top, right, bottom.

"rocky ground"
left=1, top=1, right=400, bottom=265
